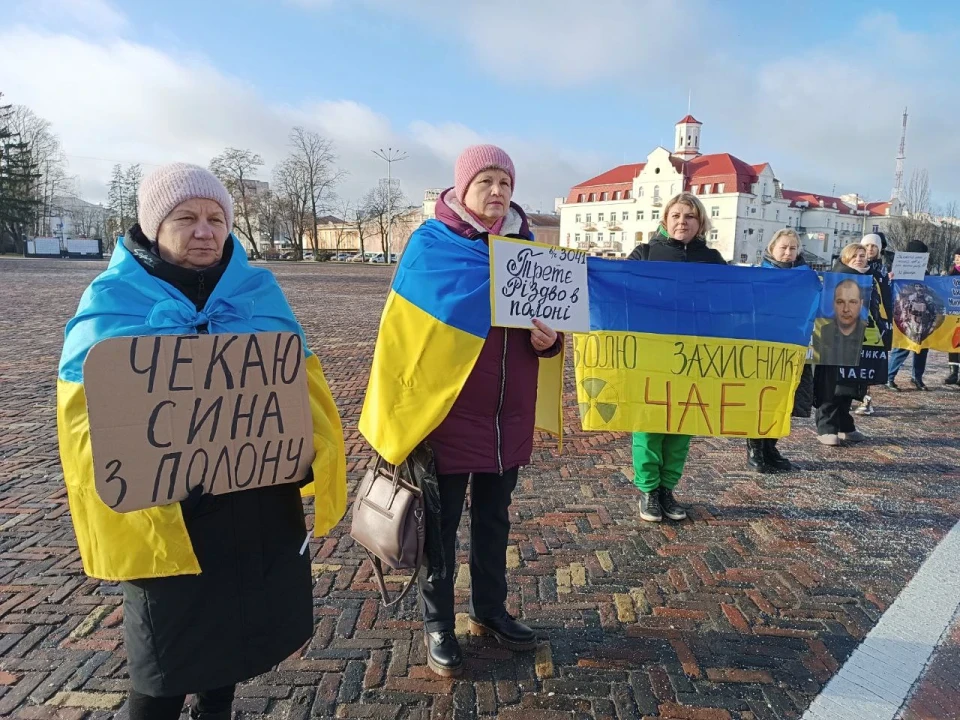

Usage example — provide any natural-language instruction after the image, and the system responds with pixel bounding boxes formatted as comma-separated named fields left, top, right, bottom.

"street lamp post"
left=372, top=147, right=407, bottom=262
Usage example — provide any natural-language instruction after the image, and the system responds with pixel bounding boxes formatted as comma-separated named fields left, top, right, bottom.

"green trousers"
left=631, top=432, right=692, bottom=492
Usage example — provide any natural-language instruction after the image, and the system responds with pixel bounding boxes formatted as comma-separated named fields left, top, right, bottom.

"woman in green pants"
left=625, top=192, right=727, bottom=522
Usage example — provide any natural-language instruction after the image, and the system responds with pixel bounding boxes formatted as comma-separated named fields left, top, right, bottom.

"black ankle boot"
left=763, top=439, right=792, bottom=472
left=424, top=631, right=463, bottom=677
left=468, top=613, right=537, bottom=650
left=747, top=439, right=774, bottom=473
left=945, top=368, right=959, bottom=385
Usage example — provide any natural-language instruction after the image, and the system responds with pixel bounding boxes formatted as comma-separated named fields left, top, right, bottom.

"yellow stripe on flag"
left=573, top=331, right=806, bottom=438
left=57, top=378, right=201, bottom=581
left=299, top=353, right=347, bottom=537
left=359, top=291, right=486, bottom=465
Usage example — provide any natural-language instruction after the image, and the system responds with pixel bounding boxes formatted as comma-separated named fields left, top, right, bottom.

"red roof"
left=782, top=190, right=852, bottom=215
left=864, top=201, right=891, bottom=216
left=752, top=163, right=770, bottom=175
left=567, top=154, right=765, bottom=203
left=677, top=115, right=701, bottom=125
left=567, top=163, right=644, bottom=203
left=685, top=153, right=760, bottom=192
left=572, top=163, right=645, bottom=188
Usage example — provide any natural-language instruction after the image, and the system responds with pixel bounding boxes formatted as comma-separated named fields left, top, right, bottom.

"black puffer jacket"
left=628, top=230, right=726, bottom=265
left=120, top=227, right=313, bottom=697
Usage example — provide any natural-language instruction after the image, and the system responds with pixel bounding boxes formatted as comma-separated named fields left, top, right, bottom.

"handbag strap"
left=365, top=544, right=423, bottom=608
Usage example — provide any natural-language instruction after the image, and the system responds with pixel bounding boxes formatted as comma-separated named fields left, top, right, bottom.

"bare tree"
left=887, top=169, right=934, bottom=250
left=349, top=203, right=369, bottom=262
left=362, top=182, right=408, bottom=262
left=68, top=202, right=101, bottom=238
left=210, top=148, right=264, bottom=258
left=288, top=127, right=345, bottom=256
left=256, top=188, right=282, bottom=253
left=273, top=157, right=310, bottom=260
left=107, top=164, right=128, bottom=237
left=331, top=197, right=355, bottom=256
left=931, top=200, right=960, bottom=272
left=125, top=164, right=142, bottom=222
left=9, top=105, right=66, bottom=237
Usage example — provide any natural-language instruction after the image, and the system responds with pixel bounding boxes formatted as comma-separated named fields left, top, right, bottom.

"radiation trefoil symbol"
left=579, top=377, right=619, bottom=426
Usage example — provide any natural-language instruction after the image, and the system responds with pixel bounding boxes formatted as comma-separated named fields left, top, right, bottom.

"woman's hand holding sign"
left=530, top=318, right=558, bottom=352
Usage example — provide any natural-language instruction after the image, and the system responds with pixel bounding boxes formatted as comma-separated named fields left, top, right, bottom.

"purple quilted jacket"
left=426, top=189, right=562, bottom=476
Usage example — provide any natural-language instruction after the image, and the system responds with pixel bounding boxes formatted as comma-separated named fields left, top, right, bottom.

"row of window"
left=576, top=181, right=737, bottom=204
left=690, top=183, right=726, bottom=196
left=575, top=205, right=725, bottom=224
left=576, top=210, right=663, bottom=223
left=575, top=228, right=720, bottom=245
left=577, top=183, right=680, bottom=203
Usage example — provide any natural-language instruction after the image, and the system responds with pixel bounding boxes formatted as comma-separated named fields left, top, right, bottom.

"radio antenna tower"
left=892, top=107, right=908, bottom=200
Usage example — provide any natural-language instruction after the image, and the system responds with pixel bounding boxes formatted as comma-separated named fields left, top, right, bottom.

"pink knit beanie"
left=454, top=145, right=516, bottom=202
left=138, top=162, right=234, bottom=241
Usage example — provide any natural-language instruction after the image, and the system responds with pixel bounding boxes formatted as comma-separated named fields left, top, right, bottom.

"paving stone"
left=1, top=259, right=960, bottom=719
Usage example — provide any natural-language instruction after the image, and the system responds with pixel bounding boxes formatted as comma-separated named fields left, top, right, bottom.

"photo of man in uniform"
left=813, top=278, right=867, bottom=365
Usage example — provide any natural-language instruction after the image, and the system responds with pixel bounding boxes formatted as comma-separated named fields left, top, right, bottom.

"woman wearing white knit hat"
left=853, top=233, right=893, bottom=415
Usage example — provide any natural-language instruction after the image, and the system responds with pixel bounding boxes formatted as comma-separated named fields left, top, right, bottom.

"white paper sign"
left=891, top=251, right=929, bottom=281
left=490, top=236, right=591, bottom=332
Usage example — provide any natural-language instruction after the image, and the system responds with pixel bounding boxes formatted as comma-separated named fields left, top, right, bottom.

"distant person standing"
left=945, top=250, right=960, bottom=385
left=887, top=240, right=931, bottom=391
left=813, top=244, right=873, bottom=446
left=627, top=192, right=725, bottom=521
left=855, top=233, right=892, bottom=415
left=746, top=229, right=815, bottom=473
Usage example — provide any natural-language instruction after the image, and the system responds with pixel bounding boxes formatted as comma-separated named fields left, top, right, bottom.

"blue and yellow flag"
left=57, top=237, right=346, bottom=581
left=359, top=220, right=563, bottom=465
left=574, top=260, right=821, bottom=438
left=891, top=276, right=960, bottom=352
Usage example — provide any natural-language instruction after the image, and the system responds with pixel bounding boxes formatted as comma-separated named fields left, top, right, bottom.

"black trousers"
left=418, top=468, right=519, bottom=632
left=816, top=397, right=855, bottom=435
left=128, top=685, right=235, bottom=720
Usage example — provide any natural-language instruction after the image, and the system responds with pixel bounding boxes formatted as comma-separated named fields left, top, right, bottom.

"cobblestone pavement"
left=899, top=612, right=960, bottom=720
left=1, top=258, right=958, bottom=720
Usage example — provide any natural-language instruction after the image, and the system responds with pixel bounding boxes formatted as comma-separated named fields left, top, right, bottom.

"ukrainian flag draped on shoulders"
left=359, top=219, right=563, bottom=465
left=57, top=236, right=346, bottom=581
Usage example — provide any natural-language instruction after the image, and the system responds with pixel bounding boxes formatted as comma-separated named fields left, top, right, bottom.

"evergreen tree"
left=0, top=94, right=41, bottom=253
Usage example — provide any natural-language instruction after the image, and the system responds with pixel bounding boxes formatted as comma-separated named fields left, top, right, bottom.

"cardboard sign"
left=891, top=251, right=929, bottom=281
left=490, top=236, right=590, bottom=332
left=83, top=332, right=315, bottom=513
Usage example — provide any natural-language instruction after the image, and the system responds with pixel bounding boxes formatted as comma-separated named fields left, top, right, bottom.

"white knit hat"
left=860, top=233, right=882, bottom=249
left=137, top=163, right=234, bottom=241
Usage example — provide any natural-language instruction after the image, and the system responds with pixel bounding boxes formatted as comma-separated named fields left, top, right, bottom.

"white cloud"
left=2, top=5, right=957, bottom=214
left=692, top=12, right=960, bottom=204
left=0, top=26, right=599, bottom=212
left=387, top=2, right=959, bottom=204
left=14, top=0, right=128, bottom=36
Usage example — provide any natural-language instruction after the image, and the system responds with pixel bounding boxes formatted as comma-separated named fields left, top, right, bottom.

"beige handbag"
left=349, top=456, right=425, bottom=607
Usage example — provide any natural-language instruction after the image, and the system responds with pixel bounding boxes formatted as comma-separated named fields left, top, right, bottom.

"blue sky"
left=2, top=0, right=959, bottom=210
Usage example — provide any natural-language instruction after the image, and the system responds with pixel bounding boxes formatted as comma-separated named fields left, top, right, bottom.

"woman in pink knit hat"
left=379, top=145, right=561, bottom=677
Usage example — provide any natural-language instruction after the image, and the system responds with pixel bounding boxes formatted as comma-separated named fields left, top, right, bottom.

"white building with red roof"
left=558, top=116, right=900, bottom=266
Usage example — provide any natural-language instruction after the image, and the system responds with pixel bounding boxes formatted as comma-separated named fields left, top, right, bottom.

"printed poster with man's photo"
left=811, top=274, right=873, bottom=367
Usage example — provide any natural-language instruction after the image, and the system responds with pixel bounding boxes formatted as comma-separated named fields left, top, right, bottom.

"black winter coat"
left=120, top=227, right=313, bottom=697
left=628, top=232, right=727, bottom=265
